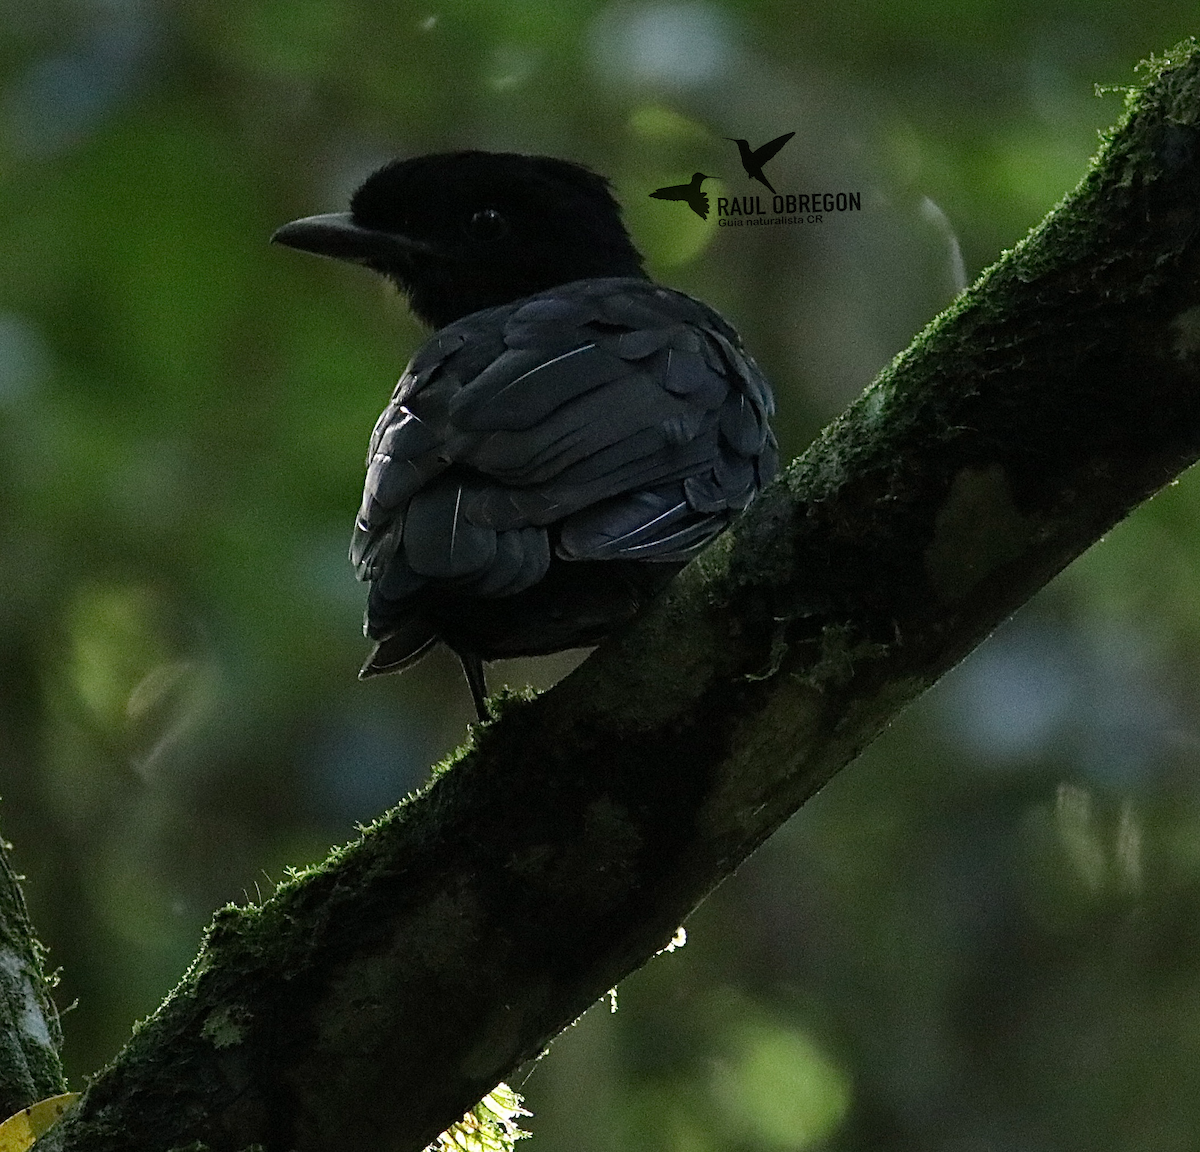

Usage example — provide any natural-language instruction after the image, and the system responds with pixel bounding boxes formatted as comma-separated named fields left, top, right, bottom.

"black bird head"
left=273, top=151, right=647, bottom=328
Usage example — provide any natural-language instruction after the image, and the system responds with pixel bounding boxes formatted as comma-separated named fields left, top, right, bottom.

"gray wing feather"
left=451, top=343, right=628, bottom=431
left=375, top=542, right=426, bottom=599
left=719, top=391, right=770, bottom=456
left=354, top=277, right=777, bottom=603
left=468, top=526, right=551, bottom=598
left=611, top=328, right=672, bottom=359
left=360, top=411, right=444, bottom=511
left=509, top=294, right=591, bottom=325
left=461, top=374, right=682, bottom=484
left=662, top=347, right=729, bottom=406
left=558, top=486, right=724, bottom=561
left=402, top=479, right=497, bottom=578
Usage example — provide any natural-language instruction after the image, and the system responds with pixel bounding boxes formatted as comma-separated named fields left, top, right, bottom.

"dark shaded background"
left=3, top=2, right=1200, bottom=1149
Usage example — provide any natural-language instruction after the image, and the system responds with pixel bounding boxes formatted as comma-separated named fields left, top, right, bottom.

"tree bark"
left=34, top=39, right=1200, bottom=1152
left=0, top=829, right=66, bottom=1120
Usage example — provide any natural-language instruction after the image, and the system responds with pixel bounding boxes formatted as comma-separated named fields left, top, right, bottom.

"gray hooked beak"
left=271, top=212, right=434, bottom=264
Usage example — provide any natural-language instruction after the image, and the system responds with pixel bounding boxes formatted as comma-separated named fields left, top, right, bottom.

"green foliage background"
left=3, top=2, right=1200, bottom=1148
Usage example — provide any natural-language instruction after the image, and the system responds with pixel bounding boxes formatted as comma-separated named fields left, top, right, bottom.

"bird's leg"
left=455, top=649, right=490, bottom=721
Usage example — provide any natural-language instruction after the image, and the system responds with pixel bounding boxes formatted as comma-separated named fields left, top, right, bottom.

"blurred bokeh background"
left=3, top=1, right=1200, bottom=1149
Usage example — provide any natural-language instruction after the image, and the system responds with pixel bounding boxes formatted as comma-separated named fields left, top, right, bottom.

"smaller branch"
left=0, top=826, right=66, bottom=1119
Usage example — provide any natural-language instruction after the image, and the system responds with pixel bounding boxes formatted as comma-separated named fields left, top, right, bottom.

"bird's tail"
left=359, top=617, right=439, bottom=678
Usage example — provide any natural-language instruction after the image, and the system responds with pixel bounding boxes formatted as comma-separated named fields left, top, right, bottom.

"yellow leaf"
left=0, top=1093, right=80, bottom=1152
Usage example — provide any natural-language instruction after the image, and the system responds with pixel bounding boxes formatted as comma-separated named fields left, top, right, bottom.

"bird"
left=725, top=132, right=795, bottom=196
left=649, top=172, right=711, bottom=219
left=272, top=151, right=778, bottom=721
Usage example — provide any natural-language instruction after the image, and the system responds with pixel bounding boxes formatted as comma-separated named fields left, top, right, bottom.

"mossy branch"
left=35, top=38, right=1200, bottom=1152
left=0, top=828, right=66, bottom=1119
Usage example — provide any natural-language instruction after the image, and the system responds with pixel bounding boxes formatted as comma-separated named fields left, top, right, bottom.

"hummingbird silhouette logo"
left=648, top=172, right=711, bottom=219
left=725, top=132, right=795, bottom=195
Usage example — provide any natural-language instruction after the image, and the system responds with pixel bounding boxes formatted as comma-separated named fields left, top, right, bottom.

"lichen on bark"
left=0, top=830, right=66, bottom=1121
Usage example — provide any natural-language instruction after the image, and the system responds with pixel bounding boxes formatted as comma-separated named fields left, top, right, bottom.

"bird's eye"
left=466, top=207, right=508, bottom=241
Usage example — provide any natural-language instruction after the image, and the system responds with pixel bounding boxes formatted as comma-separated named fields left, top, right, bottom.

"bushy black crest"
left=351, top=151, right=623, bottom=230
left=346, top=151, right=646, bottom=327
